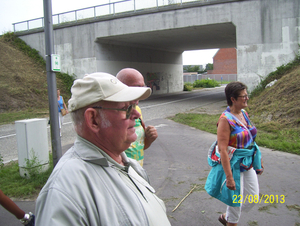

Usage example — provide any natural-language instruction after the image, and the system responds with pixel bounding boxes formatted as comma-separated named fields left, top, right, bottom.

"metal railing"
left=13, top=0, right=208, bottom=32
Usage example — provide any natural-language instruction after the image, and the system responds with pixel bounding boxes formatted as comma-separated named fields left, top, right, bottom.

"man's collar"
left=74, top=135, right=127, bottom=169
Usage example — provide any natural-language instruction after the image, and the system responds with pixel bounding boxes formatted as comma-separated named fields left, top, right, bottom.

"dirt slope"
left=0, top=38, right=50, bottom=112
left=248, top=65, right=300, bottom=128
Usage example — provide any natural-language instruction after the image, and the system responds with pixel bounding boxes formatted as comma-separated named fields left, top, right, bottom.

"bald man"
left=117, top=68, right=158, bottom=167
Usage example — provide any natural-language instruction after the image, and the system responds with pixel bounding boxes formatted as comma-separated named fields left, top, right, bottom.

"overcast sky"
left=0, top=0, right=218, bottom=66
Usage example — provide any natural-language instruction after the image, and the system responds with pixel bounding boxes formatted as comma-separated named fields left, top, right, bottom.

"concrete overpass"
left=16, top=0, right=300, bottom=93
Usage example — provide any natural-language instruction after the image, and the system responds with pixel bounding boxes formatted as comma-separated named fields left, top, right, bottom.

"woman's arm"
left=0, top=189, right=25, bottom=219
left=217, top=117, right=236, bottom=190
left=62, top=97, right=69, bottom=114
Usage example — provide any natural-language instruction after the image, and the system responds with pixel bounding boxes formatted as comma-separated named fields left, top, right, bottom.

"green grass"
left=256, top=129, right=300, bottom=155
left=218, top=80, right=232, bottom=85
left=0, top=154, right=53, bottom=199
left=171, top=113, right=219, bottom=134
left=0, top=108, right=49, bottom=125
left=170, top=113, right=300, bottom=155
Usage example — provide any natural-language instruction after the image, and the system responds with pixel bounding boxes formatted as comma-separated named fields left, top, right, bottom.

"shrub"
left=193, top=78, right=219, bottom=88
left=56, top=72, right=75, bottom=97
left=184, top=82, right=193, bottom=91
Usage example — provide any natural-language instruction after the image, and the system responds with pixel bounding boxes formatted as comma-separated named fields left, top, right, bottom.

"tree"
left=191, top=65, right=200, bottom=72
left=205, top=63, right=213, bottom=70
left=183, top=65, right=192, bottom=72
left=183, top=65, right=202, bottom=73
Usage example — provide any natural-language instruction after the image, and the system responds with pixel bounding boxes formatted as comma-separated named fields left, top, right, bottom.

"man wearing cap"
left=35, top=72, right=171, bottom=226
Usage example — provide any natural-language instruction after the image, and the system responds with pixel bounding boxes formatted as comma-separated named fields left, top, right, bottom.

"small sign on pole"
left=51, top=54, right=61, bottom=72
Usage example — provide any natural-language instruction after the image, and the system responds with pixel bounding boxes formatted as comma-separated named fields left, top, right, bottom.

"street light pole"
left=43, top=0, right=62, bottom=166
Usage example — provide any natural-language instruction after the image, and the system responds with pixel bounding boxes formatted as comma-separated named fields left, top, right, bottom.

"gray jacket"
left=36, top=136, right=171, bottom=226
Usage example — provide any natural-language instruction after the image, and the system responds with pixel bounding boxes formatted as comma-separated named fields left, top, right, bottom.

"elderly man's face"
left=97, top=101, right=140, bottom=153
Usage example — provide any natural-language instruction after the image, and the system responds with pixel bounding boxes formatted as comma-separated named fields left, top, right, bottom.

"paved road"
left=1, top=86, right=300, bottom=226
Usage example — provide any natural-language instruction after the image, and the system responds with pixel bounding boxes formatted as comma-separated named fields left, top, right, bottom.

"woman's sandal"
left=218, top=213, right=228, bottom=226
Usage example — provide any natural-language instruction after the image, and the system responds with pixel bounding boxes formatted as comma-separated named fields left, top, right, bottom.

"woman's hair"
left=225, top=81, right=247, bottom=106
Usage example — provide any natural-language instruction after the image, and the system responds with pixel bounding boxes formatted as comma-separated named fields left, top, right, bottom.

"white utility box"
left=15, top=118, right=49, bottom=178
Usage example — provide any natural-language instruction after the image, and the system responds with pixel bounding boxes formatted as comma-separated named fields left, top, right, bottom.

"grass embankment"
left=0, top=32, right=74, bottom=125
left=172, top=56, right=300, bottom=155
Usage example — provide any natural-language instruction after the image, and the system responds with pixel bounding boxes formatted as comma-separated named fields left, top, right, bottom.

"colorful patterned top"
left=124, top=105, right=145, bottom=166
left=218, top=107, right=257, bottom=149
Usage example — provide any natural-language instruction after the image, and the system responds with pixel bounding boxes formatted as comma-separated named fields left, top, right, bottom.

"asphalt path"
left=1, top=86, right=300, bottom=226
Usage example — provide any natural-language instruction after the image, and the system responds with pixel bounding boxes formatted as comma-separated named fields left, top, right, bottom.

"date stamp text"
left=233, top=194, right=285, bottom=204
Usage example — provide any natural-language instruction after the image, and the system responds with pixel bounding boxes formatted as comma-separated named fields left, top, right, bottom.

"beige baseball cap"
left=68, top=72, right=151, bottom=112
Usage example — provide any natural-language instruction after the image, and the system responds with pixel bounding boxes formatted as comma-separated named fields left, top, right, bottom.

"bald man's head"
left=116, top=68, right=145, bottom=87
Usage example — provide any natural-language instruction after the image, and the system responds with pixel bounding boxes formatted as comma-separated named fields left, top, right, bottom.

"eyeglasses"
left=92, top=104, right=136, bottom=119
left=238, top=95, right=249, bottom=99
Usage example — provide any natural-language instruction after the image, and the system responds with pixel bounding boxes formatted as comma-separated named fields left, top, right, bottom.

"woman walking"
left=57, top=89, right=68, bottom=136
left=205, top=81, right=264, bottom=226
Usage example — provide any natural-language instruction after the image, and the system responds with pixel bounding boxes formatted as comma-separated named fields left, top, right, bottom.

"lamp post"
left=43, top=0, right=62, bottom=166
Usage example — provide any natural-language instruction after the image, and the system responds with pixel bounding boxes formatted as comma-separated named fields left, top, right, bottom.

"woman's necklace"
left=231, top=110, right=244, bottom=121
left=237, top=112, right=244, bottom=121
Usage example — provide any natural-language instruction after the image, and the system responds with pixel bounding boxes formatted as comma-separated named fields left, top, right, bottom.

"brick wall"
left=207, top=48, right=237, bottom=74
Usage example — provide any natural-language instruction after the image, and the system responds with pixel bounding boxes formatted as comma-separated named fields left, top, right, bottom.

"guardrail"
left=13, top=0, right=205, bottom=32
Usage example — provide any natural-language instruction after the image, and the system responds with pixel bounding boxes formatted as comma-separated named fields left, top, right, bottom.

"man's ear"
left=84, top=108, right=101, bottom=133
